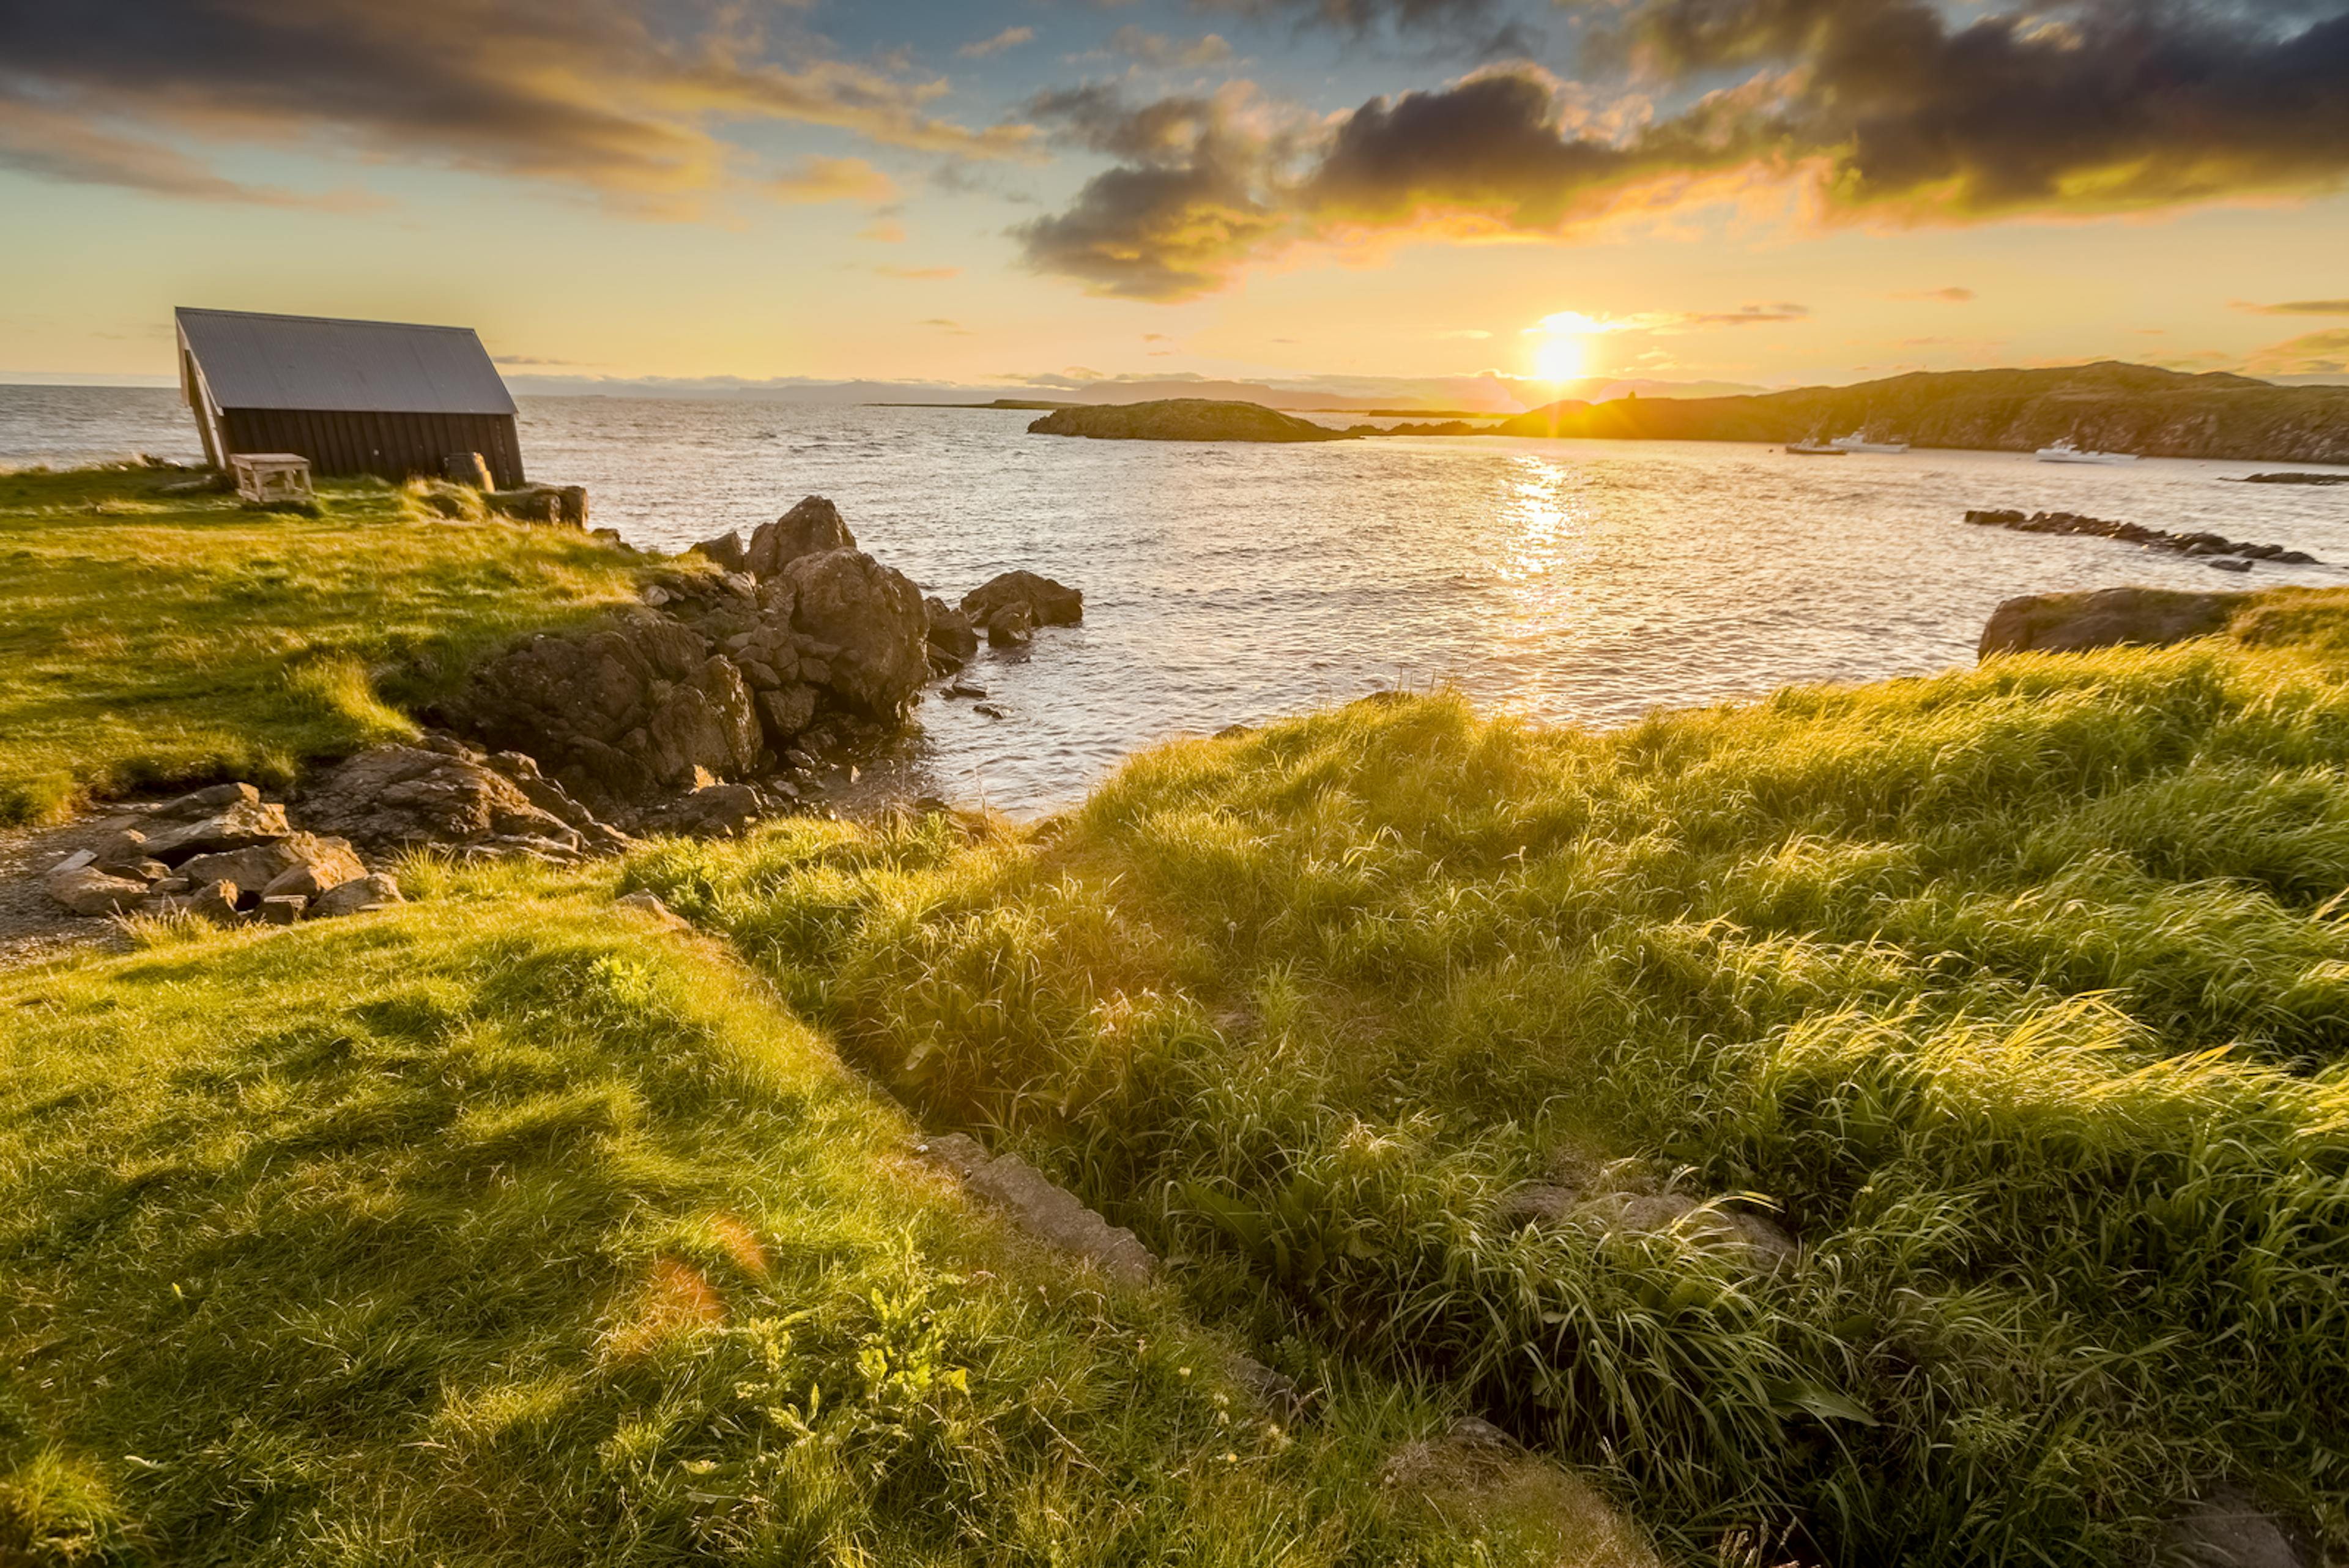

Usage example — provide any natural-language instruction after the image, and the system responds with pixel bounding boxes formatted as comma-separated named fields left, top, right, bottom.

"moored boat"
left=2037, top=437, right=2137, bottom=464
left=1830, top=431, right=1910, bottom=454
left=1786, top=439, right=1844, bottom=455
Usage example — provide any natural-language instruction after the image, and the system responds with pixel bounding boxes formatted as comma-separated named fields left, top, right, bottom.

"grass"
left=0, top=466, right=658, bottom=824
left=0, top=866, right=1635, bottom=1566
left=627, top=602, right=2349, bottom=1566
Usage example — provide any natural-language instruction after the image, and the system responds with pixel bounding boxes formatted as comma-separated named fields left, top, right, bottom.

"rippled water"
left=9, top=384, right=2348, bottom=812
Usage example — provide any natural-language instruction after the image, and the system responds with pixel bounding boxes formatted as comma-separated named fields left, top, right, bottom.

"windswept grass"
left=0, top=879, right=1620, bottom=1566
left=632, top=613, right=2349, bottom=1566
left=0, top=466, right=656, bottom=823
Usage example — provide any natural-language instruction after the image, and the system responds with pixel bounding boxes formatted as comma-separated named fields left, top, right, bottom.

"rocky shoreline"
left=1962, top=507, right=2320, bottom=570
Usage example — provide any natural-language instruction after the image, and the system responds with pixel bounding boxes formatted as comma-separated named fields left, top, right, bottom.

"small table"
left=231, top=453, right=314, bottom=507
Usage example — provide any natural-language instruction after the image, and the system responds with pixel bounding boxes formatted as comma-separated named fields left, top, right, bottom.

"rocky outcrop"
left=445, top=497, right=927, bottom=814
left=2239, top=472, right=2349, bottom=486
left=1979, top=587, right=2243, bottom=658
left=745, top=496, right=854, bottom=576
left=1029, top=399, right=1356, bottom=444
left=962, top=570, right=1083, bottom=628
left=1963, top=508, right=2318, bottom=567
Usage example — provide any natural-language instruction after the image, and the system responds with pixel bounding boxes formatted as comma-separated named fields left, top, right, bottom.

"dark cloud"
left=0, top=0, right=1032, bottom=210
left=1188, top=0, right=1499, bottom=32
left=1019, top=0, right=2349, bottom=299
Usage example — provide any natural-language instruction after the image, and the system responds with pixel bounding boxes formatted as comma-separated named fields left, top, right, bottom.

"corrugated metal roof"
left=176, top=307, right=518, bottom=416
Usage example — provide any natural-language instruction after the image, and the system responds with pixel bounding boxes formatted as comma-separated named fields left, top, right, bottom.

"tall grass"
left=633, top=621, right=2349, bottom=1564
left=0, top=885, right=1606, bottom=1565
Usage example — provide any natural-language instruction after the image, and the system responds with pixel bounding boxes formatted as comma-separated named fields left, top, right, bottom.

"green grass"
left=629, top=607, right=2349, bottom=1566
left=0, top=466, right=656, bottom=824
left=0, top=869, right=1635, bottom=1566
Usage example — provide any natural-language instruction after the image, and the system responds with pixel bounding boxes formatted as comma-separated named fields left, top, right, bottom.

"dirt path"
left=0, top=814, right=143, bottom=972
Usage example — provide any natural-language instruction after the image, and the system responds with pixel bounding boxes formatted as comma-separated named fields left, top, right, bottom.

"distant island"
left=1028, top=399, right=1356, bottom=443
left=1012, top=363, right=2349, bottom=464
left=1497, top=362, right=2349, bottom=464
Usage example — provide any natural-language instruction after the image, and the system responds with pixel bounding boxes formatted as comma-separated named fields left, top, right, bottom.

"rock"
left=637, top=782, right=763, bottom=839
left=258, top=895, right=308, bottom=926
left=754, top=684, right=820, bottom=745
left=484, top=485, right=589, bottom=527
left=185, top=880, right=241, bottom=925
left=45, top=865, right=151, bottom=917
left=744, top=496, right=854, bottom=578
left=182, top=833, right=366, bottom=904
left=972, top=703, right=1009, bottom=720
left=311, top=874, right=404, bottom=920
left=944, top=682, right=987, bottom=700
left=1379, top=1417, right=1661, bottom=1567
left=299, top=745, right=590, bottom=855
left=2161, top=1490, right=2309, bottom=1568
left=924, top=595, right=979, bottom=664
left=146, top=782, right=260, bottom=823
left=2210, top=558, right=2255, bottom=573
left=615, top=890, right=692, bottom=931
left=1496, top=1162, right=1798, bottom=1274
left=1979, top=587, right=2241, bottom=658
left=921, top=1133, right=1156, bottom=1287
left=784, top=549, right=928, bottom=719
left=962, top=570, right=1083, bottom=628
left=986, top=606, right=1033, bottom=648
left=691, top=530, right=749, bottom=571
left=141, top=799, right=293, bottom=865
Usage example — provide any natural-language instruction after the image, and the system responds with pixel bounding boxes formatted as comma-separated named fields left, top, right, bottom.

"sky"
left=4, top=0, right=2348, bottom=403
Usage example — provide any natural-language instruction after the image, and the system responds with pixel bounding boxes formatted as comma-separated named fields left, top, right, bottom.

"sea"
left=9, top=382, right=2348, bottom=814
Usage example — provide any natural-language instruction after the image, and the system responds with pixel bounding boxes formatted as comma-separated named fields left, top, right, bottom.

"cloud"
left=919, top=318, right=974, bottom=334
left=0, top=96, right=382, bottom=209
left=1189, top=0, right=1496, bottom=32
left=875, top=264, right=963, bottom=280
left=1019, top=1, right=2349, bottom=299
left=0, top=0, right=1034, bottom=212
left=1893, top=286, right=1976, bottom=303
left=2243, top=327, right=2349, bottom=375
left=765, top=156, right=896, bottom=205
left=2236, top=298, right=2349, bottom=315
left=860, top=218, right=909, bottom=242
left=1108, top=26, right=1236, bottom=67
left=959, top=26, right=1036, bottom=59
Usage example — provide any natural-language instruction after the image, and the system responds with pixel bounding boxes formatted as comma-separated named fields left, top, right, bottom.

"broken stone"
left=310, top=874, right=404, bottom=920
left=45, top=865, right=152, bottom=917
left=921, top=1133, right=1156, bottom=1287
left=141, top=799, right=292, bottom=864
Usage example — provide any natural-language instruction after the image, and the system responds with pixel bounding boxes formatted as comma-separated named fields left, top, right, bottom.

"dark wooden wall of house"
left=219, top=409, right=526, bottom=488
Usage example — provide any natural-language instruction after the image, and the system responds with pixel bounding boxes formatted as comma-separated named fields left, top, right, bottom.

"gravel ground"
left=0, top=812, right=144, bottom=972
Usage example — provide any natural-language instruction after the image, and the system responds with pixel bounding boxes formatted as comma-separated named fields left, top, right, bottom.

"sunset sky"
left=5, top=0, right=2348, bottom=401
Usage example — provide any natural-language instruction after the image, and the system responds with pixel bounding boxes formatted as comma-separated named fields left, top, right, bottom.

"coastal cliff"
left=1499, top=362, right=2349, bottom=463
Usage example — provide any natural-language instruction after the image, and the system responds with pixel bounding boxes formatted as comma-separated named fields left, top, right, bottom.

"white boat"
left=2037, top=438, right=2137, bottom=465
left=1830, top=431, right=1910, bottom=455
left=1786, top=440, right=1845, bottom=456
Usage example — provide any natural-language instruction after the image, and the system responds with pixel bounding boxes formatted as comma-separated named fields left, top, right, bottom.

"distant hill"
left=1495, top=362, right=2349, bottom=463
left=1028, top=399, right=1355, bottom=443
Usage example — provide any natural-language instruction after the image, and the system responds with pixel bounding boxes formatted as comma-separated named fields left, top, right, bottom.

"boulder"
left=754, top=683, right=820, bottom=744
left=690, top=530, right=749, bottom=571
left=784, top=549, right=928, bottom=719
left=987, top=606, right=1034, bottom=648
left=924, top=596, right=979, bottom=664
left=744, top=496, right=854, bottom=578
left=45, top=864, right=151, bottom=917
left=311, top=874, right=405, bottom=920
left=961, top=570, right=1083, bottom=628
left=1980, top=587, right=2241, bottom=658
left=259, top=895, right=308, bottom=926
left=182, top=833, right=366, bottom=904
left=484, top=485, right=589, bottom=527
left=298, top=745, right=592, bottom=855
left=146, top=782, right=260, bottom=823
left=141, top=799, right=293, bottom=865
left=184, top=880, right=241, bottom=925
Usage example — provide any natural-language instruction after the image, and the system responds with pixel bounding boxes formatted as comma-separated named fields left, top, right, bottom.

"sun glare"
left=1534, top=335, right=1586, bottom=382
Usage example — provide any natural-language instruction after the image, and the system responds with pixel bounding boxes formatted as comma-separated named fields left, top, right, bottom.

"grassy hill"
left=0, top=466, right=655, bottom=825
left=1496, top=362, right=2349, bottom=463
left=631, top=601, right=2349, bottom=1565
left=0, top=871, right=1640, bottom=1566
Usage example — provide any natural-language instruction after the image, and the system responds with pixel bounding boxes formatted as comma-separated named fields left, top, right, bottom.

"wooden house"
left=176, top=307, right=525, bottom=488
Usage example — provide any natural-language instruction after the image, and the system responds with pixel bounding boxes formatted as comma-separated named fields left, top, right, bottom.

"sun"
left=1534, top=334, right=1587, bottom=383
